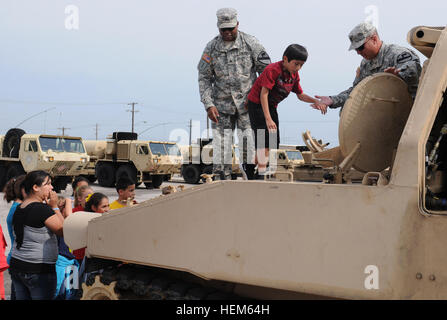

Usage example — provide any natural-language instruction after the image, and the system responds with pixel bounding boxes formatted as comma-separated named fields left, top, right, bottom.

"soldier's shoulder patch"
left=396, top=51, right=412, bottom=64
left=257, top=51, right=271, bottom=65
left=202, top=53, right=212, bottom=64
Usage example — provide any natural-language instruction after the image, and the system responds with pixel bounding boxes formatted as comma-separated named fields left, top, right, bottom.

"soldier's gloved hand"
left=207, top=106, right=220, bottom=123
left=315, top=95, right=333, bottom=107
left=384, top=67, right=400, bottom=76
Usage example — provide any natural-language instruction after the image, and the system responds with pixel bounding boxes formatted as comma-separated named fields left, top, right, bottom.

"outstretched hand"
left=311, top=103, right=328, bottom=115
left=312, top=95, right=332, bottom=115
left=315, top=95, right=333, bottom=106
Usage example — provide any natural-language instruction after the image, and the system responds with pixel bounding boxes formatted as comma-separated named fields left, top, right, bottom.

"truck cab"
left=0, top=131, right=89, bottom=192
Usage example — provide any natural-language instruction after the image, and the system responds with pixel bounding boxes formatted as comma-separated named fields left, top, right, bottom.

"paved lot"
left=0, top=175, right=196, bottom=300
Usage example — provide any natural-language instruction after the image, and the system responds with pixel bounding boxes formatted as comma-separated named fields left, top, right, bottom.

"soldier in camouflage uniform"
left=198, top=8, right=271, bottom=180
left=315, top=22, right=422, bottom=113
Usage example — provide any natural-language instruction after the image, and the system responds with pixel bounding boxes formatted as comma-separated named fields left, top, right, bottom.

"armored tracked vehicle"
left=0, top=128, right=89, bottom=192
left=64, top=25, right=447, bottom=299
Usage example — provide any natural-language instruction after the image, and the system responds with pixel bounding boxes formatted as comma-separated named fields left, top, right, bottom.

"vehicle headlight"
left=45, top=156, right=54, bottom=162
left=80, top=158, right=87, bottom=163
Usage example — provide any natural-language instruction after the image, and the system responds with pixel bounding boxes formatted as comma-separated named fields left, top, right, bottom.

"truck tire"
left=115, top=165, right=137, bottom=185
left=5, top=163, right=25, bottom=183
left=97, top=163, right=116, bottom=187
left=86, top=175, right=97, bottom=183
left=151, top=175, right=163, bottom=189
left=52, top=176, right=71, bottom=194
left=182, top=165, right=201, bottom=184
left=3, top=128, right=26, bottom=158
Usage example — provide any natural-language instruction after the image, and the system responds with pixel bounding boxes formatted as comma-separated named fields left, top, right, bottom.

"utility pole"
left=127, top=102, right=138, bottom=133
left=58, top=127, right=70, bottom=136
left=95, top=123, right=99, bottom=140
left=188, top=119, right=192, bottom=146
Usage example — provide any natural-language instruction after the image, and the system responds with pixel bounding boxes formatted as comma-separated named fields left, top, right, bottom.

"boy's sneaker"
left=255, top=171, right=267, bottom=180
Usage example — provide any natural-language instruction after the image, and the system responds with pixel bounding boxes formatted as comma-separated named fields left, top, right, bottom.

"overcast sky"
left=0, top=0, right=445, bottom=147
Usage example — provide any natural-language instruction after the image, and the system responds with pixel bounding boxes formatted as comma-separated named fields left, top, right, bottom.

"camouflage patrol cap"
left=216, top=8, right=238, bottom=29
left=348, top=22, right=377, bottom=50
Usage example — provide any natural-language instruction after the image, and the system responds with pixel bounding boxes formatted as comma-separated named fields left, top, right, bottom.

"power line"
left=138, top=122, right=187, bottom=136
left=127, top=102, right=138, bottom=133
left=0, top=98, right=205, bottom=117
left=0, top=99, right=127, bottom=106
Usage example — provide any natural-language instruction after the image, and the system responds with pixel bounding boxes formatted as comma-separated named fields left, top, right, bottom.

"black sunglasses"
left=220, top=27, right=235, bottom=33
left=356, top=43, right=366, bottom=52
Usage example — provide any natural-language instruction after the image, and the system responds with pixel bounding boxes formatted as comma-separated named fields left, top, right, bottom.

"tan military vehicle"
left=181, top=138, right=241, bottom=184
left=267, top=148, right=328, bottom=182
left=64, top=26, right=447, bottom=299
left=299, top=130, right=365, bottom=182
left=83, top=132, right=182, bottom=189
left=0, top=128, right=89, bottom=192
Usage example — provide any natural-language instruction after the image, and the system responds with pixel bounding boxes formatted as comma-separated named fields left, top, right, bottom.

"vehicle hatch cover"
left=339, top=73, right=413, bottom=173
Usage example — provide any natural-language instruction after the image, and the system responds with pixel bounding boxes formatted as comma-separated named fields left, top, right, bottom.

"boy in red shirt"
left=247, top=44, right=326, bottom=177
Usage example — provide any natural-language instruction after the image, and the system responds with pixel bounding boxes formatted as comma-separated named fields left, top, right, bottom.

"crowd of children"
left=0, top=174, right=139, bottom=300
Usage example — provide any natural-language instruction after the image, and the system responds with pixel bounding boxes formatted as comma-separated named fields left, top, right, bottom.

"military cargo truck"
left=181, top=138, right=241, bottom=184
left=84, top=132, right=182, bottom=189
left=0, top=128, right=89, bottom=192
left=63, top=25, right=447, bottom=300
left=266, top=148, right=330, bottom=182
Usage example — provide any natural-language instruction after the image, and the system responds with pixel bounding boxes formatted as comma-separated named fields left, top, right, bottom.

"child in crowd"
left=72, top=185, right=94, bottom=213
left=78, top=192, right=111, bottom=290
left=3, top=175, right=26, bottom=300
left=246, top=44, right=326, bottom=177
left=54, top=195, right=78, bottom=300
left=84, top=192, right=110, bottom=214
left=109, top=177, right=138, bottom=210
left=57, top=195, right=73, bottom=218
left=71, top=176, right=90, bottom=198
left=72, top=193, right=110, bottom=265
left=0, top=225, right=7, bottom=300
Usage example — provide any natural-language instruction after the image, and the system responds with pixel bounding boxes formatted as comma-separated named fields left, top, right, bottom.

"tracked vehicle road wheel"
left=81, top=275, right=120, bottom=300
left=80, top=264, right=240, bottom=300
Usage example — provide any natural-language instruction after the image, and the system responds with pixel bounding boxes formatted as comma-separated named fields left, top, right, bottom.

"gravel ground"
left=0, top=175, right=196, bottom=300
